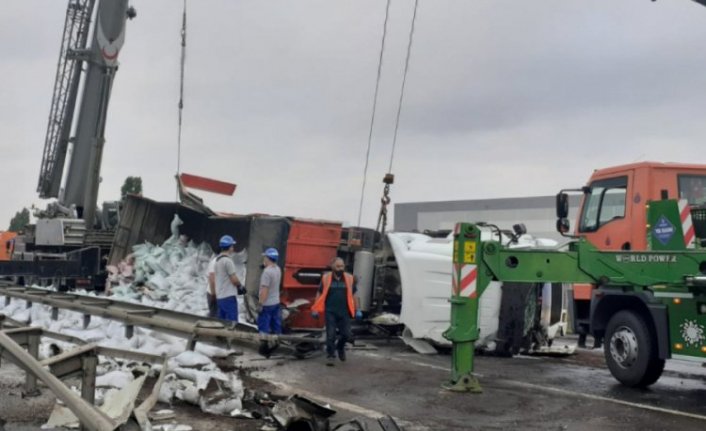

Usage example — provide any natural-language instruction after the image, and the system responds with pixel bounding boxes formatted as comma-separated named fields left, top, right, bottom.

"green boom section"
left=488, top=241, right=706, bottom=288
left=445, top=218, right=706, bottom=392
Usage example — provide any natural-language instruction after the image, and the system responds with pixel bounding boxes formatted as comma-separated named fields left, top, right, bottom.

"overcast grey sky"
left=2, top=0, right=706, bottom=231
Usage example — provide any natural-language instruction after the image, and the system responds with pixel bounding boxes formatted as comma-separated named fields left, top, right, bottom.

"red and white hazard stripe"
left=678, top=199, right=696, bottom=249
left=453, top=223, right=462, bottom=236
left=452, top=263, right=460, bottom=295
left=454, top=264, right=478, bottom=299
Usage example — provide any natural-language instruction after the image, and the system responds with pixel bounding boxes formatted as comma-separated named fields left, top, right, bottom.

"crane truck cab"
left=573, top=162, right=706, bottom=252
left=0, top=232, right=17, bottom=261
left=563, top=162, right=706, bottom=367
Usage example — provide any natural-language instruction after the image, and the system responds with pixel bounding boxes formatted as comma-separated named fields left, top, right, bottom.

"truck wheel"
left=604, top=310, right=664, bottom=387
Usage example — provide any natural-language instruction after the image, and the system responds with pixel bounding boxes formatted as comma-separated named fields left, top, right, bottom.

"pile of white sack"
left=0, top=213, right=256, bottom=424
left=107, top=214, right=248, bottom=318
left=159, top=351, right=244, bottom=415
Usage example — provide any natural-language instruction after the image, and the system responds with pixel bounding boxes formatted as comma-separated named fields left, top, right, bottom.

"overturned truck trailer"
left=109, top=195, right=341, bottom=329
left=376, top=231, right=570, bottom=354
left=111, top=196, right=568, bottom=353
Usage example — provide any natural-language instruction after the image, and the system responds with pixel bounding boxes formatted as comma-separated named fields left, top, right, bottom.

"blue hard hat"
left=219, top=235, right=236, bottom=248
left=263, top=248, right=279, bottom=261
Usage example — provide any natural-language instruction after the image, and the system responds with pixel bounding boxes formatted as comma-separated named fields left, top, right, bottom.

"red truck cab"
left=571, top=162, right=706, bottom=345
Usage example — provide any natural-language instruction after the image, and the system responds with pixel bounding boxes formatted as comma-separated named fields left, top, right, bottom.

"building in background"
left=394, top=195, right=582, bottom=240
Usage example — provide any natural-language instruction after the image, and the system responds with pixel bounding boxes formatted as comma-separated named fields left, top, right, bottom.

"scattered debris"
left=157, top=350, right=246, bottom=416
left=44, top=375, right=146, bottom=429
left=95, top=370, right=134, bottom=389
left=272, top=394, right=336, bottom=431
left=333, top=415, right=404, bottom=431
left=153, top=425, right=194, bottom=431
left=1, top=318, right=403, bottom=430
left=171, top=350, right=213, bottom=368
left=134, top=357, right=170, bottom=430
left=148, top=409, right=176, bottom=422
left=198, top=374, right=244, bottom=415
left=370, top=313, right=400, bottom=326
left=230, top=409, right=256, bottom=419
left=529, top=343, right=577, bottom=356
left=401, top=327, right=437, bottom=355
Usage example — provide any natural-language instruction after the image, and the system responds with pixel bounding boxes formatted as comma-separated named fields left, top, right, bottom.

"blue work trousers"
left=217, top=296, right=238, bottom=322
left=258, top=304, right=282, bottom=334
left=325, top=311, right=351, bottom=357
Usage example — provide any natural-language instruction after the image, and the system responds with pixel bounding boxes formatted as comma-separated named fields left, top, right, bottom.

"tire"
left=604, top=310, right=665, bottom=387
left=640, top=352, right=666, bottom=387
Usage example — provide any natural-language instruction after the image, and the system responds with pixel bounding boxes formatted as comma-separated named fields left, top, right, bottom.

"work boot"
left=326, top=355, right=336, bottom=366
left=337, top=348, right=346, bottom=362
left=593, top=336, right=604, bottom=350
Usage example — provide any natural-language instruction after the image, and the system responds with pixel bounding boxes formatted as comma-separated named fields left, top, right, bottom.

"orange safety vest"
left=311, top=272, right=356, bottom=318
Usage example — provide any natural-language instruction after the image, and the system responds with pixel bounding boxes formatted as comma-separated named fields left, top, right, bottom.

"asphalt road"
left=248, top=337, right=706, bottom=431
left=2, top=335, right=706, bottom=430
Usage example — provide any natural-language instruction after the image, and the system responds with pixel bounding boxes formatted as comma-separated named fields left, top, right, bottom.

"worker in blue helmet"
left=258, top=248, right=282, bottom=342
left=214, top=235, right=243, bottom=322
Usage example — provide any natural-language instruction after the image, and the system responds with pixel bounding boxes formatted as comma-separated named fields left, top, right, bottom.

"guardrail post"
left=51, top=307, right=59, bottom=320
left=24, top=331, right=40, bottom=397
left=81, top=355, right=97, bottom=405
left=83, top=314, right=91, bottom=329
left=185, top=335, right=197, bottom=351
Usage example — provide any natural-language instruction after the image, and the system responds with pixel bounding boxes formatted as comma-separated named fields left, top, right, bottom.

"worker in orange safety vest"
left=311, top=257, right=362, bottom=366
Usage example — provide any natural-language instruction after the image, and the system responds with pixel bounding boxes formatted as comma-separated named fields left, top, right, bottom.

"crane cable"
left=176, top=0, right=187, bottom=197
left=356, top=0, right=392, bottom=228
left=389, top=0, right=418, bottom=174
left=376, top=0, right=420, bottom=235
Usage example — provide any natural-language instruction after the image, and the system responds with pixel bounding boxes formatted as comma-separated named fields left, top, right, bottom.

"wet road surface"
left=250, top=336, right=706, bottom=430
left=3, top=335, right=705, bottom=430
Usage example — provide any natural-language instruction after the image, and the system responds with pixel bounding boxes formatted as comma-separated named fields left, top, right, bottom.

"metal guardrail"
left=0, top=330, right=118, bottom=431
left=0, top=285, right=321, bottom=355
left=0, top=315, right=168, bottom=431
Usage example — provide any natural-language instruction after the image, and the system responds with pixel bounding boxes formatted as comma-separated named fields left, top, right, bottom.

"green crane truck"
left=444, top=197, right=706, bottom=392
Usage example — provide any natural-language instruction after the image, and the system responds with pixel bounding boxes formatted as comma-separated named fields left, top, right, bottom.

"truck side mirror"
left=513, top=223, right=527, bottom=236
left=556, top=192, right=570, bottom=219
left=556, top=218, right=570, bottom=235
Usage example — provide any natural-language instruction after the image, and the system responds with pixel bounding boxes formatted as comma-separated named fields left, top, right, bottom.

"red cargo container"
left=112, top=196, right=343, bottom=330
left=281, top=219, right=342, bottom=329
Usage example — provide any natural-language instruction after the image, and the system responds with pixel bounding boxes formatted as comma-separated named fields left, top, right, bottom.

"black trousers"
left=325, top=311, right=351, bottom=356
left=206, top=293, right=218, bottom=318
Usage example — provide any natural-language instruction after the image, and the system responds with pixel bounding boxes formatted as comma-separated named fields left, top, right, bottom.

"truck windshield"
left=579, top=176, right=628, bottom=233
left=678, top=175, right=706, bottom=206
